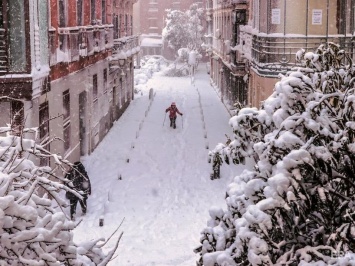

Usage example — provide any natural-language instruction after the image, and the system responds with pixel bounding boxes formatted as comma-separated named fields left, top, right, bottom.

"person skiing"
left=165, top=102, right=183, bottom=129
left=65, top=161, right=91, bottom=221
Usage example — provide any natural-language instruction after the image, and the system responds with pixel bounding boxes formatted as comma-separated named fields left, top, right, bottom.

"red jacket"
left=166, top=106, right=182, bottom=118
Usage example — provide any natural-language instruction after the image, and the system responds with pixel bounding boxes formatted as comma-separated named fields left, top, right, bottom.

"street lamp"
left=116, top=50, right=127, bottom=76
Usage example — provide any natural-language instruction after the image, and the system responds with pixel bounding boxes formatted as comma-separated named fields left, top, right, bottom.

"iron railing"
left=0, top=28, right=8, bottom=74
left=50, top=25, right=114, bottom=65
left=238, top=30, right=355, bottom=75
left=113, top=35, right=140, bottom=55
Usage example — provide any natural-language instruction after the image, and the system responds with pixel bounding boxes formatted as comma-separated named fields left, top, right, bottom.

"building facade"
left=206, top=0, right=248, bottom=110
left=0, top=0, right=139, bottom=165
left=0, top=0, right=50, bottom=136
left=209, top=0, right=355, bottom=109
left=134, top=0, right=206, bottom=60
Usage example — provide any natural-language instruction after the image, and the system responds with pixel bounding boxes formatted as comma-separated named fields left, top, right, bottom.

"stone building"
left=208, top=0, right=355, bottom=108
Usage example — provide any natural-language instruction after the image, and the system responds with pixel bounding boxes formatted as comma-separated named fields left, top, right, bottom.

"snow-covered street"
left=72, top=64, right=246, bottom=265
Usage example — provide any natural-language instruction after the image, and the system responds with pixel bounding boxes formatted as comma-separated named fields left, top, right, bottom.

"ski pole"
left=163, top=112, right=167, bottom=126
left=181, top=115, right=184, bottom=129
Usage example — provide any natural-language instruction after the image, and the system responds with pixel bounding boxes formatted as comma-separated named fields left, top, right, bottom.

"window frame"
left=39, top=102, right=50, bottom=166
left=77, top=0, right=83, bottom=26
left=103, top=69, right=107, bottom=94
left=102, top=0, right=107, bottom=24
left=93, top=74, right=98, bottom=102
left=58, top=0, right=67, bottom=28
left=91, top=0, right=96, bottom=25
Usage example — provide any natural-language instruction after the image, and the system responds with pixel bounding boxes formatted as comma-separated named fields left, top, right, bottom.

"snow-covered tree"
left=185, top=3, right=204, bottom=50
left=197, top=43, right=355, bottom=265
left=0, top=124, right=122, bottom=265
left=162, top=9, right=190, bottom=51
left=162, top=4, right=204, bottom=53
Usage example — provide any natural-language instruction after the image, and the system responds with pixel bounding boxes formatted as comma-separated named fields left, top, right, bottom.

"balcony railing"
left=50, top=24, right=114, bottom=66
left=0, top=28, right=8, bottom=74
left=113, top=35, right=140, bottom=55
left=237, top=29, right=355, bottom=75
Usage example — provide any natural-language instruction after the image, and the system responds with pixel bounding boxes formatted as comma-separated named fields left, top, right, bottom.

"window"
left=148, top=7, right=158, bottom=12
left=352, top=1, right=355, bottom=33
left=149, top=18, right=158, bottom=28
left=0, top=101, right=11, bottom=133
left=77, top=0, right=83, bottom=26
left=11, top=101, right=24, bottom=136
left=63, top=121, right=71, bottom=151
left=125, top=14, right=128, bottom=33
left=39, top=102, right=49, bottom=142
left=130, top=15, right=133, bottom=35
left=39, top=102, right=49, bottom=166
left=91, top=0, right=96, bottom=24
left=62, top=90, right=71, bottom=152
left=118, top=14, right=122, bottom=37
left=103, top=69, right=107, bottom=93
left=93, top=74, right=98, bottom=102
left=59, top=0, right=67, bottom=27
left=8, top=0, right=27, bottom=72
left=63, top=90, right=70, bottom=120
left=172, top=2, right=180, bottom=10
left=102, top=0, right=106, bottom=24
left=114, top=15, right=119, bottom=39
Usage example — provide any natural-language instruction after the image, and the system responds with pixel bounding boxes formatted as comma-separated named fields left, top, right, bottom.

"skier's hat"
left=171, top=102, right=176, bottom=106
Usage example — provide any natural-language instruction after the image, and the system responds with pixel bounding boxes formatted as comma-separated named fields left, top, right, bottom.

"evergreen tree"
left=0, top=124, right=122, bottom=265
left=197, top=43, right=355, bottom=265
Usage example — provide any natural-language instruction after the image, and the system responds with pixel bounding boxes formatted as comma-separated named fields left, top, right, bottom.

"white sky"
left=72, top=62, right=249, bottom=265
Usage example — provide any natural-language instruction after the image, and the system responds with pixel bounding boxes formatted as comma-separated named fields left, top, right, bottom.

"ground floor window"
left=39, top=102, right=50, bottom=166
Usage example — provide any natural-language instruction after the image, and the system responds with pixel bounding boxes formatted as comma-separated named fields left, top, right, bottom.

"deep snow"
left=72, top=63, right=248, bottom=265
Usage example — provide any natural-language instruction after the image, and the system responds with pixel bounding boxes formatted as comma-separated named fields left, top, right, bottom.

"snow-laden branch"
left=199, top=42, right=355, bottom=265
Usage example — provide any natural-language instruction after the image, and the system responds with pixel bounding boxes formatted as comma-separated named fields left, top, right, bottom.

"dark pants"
left=170, top=117, right=176, bottom=128
left=70, top=196, right=87, bottom=220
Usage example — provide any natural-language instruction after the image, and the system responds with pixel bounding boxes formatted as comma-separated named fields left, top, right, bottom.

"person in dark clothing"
left=65, top=161, right=91, bottom=220
left=165, top=102, right=183, bottom=129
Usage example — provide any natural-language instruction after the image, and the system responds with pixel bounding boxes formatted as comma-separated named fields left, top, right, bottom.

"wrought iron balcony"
left=237, top=28, right=355, bottom=76
left=113, top=35, right=140, bottom=56
left=49, top=25, right=114, bottom=65
left=0, top=28, right=8, bottom=74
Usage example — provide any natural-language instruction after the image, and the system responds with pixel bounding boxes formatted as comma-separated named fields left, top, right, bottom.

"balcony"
left=113, top=35, right=140, bottom=56
left=50, top=24, right=114, bottom=66
left=237, top=28, right=355, bottom=76
left=110, top=35, right=140, bottom=71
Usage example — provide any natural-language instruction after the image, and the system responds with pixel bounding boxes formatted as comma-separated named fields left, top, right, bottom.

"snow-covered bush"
left=197, top=43, right=355, bottom=265
left=162, top=65, right=189, bottom=77
left=0, top=125, right=121, bottom=265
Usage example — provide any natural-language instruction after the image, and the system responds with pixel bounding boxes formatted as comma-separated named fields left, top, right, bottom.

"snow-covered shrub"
left=197, top=43, right=355, bottom=265
left=0, top=125, right=121, bottom=265
left=162, top=65, right=189, bottom=77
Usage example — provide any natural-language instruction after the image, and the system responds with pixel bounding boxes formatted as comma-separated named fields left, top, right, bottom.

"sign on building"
left=271, top=9, right=281, bottom=25
left=312, top=9, right=323, bottom=25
